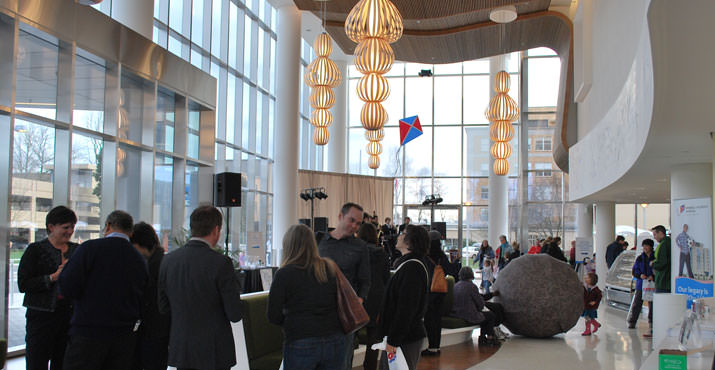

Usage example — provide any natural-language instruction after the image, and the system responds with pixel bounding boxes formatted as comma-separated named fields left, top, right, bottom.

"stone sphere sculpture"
left=493, top=254, right=583, bottom=338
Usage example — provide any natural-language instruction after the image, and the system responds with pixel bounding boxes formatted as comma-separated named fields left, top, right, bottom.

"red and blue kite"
left=399, top=115, right=423, bottom=146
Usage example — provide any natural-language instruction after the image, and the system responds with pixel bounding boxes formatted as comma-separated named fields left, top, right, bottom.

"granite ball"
left=493, top=254, right=583, bottom=338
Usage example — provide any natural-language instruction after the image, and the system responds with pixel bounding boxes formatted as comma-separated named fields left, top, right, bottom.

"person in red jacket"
left=581, top=272, right=603, bottom=336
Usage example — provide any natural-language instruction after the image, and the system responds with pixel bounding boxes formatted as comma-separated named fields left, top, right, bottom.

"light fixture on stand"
left=345, top=0, right=403, bottom=169
left=299, top=187, right=329, bottom=229
left=485, top=71, right=519, bottom=175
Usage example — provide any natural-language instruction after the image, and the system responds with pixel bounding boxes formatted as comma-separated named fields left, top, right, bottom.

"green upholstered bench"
left=241, top=292, right=283, bottom=370
left=440, top=276, right=479, bottom=329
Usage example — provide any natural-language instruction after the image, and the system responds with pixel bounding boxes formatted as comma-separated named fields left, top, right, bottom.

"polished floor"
left=468, top=305, right=654, bottom=370
left=6, top=306, right=652, bottom=370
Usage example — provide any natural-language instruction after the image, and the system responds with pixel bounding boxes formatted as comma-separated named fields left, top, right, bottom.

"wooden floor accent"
left=417, top=339, right=500, bottom=370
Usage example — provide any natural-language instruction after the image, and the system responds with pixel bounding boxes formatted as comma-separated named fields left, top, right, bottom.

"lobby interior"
left=1, top=0, right=715, bottom=369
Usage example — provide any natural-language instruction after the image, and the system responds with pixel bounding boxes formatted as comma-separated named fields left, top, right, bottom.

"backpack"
left=429, top=257, right=448, bottom=293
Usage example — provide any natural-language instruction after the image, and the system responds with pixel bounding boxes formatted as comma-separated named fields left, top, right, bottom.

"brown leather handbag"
left=430, top=258, right=448, bottom=293
left=331, top=261, right=370, bottom=334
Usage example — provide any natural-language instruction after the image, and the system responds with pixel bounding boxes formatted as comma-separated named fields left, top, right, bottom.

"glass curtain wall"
left=152, top=0, right=277, bottom=261
left=346, top=49, right=578, bottom=252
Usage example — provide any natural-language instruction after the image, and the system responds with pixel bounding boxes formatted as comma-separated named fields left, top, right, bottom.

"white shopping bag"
left=642, top=280, right=655, bottom=301
left=371, top=337, right=409, bottom=370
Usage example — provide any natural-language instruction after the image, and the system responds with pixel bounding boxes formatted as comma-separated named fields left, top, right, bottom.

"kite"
left=399, top=115, right=423, bottom=146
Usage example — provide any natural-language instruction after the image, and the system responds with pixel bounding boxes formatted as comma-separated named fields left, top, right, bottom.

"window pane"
left=9, top=120, right=56, bottom=348
left=433, top=127, right=462, bottom=176
left=73, top=49, right=106, bottom=132
left=228, top=2, right=238, bottom=69
left=383, top=77, right=403, bottom=126
left=16, top=26, right=59, bottom=120
left=156, top=87, right=175, bottom=152
left=463, top=75, right=489, bottom=125
left=405, top=77, right=432, bottom=126
left=463, top=178, right=488, bottom=206
left=188, top=101, right=201, bottom=158
left=463, top=59, right=489, bottom=74
left=154, top=155, right=173, bottom=250
left=433, top=62, right=462, bottom=75
left=404, top=126, right=431, bottom=176
left=405, top=63, right=432, bottom=77
left=116, top=145, right=142, bottom=217
left=243, top=15, right=252, bottom=78
left=528, top=47, right=557, bottom=56
left=71, top=133, right=103, bottom=242
left=348, top=78, right=361, bottom=127
left=211, top=0, right=222, bottom=57
left=169, top=0, right=184, bottom=33
left=434, top=178, right=461, bottom=204
left=191, top=0, right=204, bottom=47
left=527, top=57, right=560, bottom=108
left=463, top=126, right=489, bottom=177
left=119, top=73, right=148, bottom=143
left=185, top=163, right=200, bottom=228
left=404, top=178, right=431, bottom=205
left=348, top=128, right=370, bottom=175
left=434, top=76, right=461, bottom=125
left=375, top=127, right=402, bottom=178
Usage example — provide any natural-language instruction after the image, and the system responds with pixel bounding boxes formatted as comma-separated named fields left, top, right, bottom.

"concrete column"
left=576, top=203, right=593, bottom=239
left=111, top=0, right=154, bottom=40
left=488, top=55, right=509, bottom=245
left=327, top=60, right=348, bottom=173
left=671, top=163, right=713, bottom=201
left=271, top=4, right=301, bottom=265
left=594, top=202, right=614, bottom=290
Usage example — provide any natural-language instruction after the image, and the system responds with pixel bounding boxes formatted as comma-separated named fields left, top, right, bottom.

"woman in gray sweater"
left=450, top=266, right=499, bottom=346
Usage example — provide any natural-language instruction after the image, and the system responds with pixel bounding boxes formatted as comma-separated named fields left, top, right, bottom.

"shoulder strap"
left=395, top=258, right=429, bottom=283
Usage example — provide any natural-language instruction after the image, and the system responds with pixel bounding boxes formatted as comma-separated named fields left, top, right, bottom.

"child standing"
left=582, top=272, right=603, bottom=336
left=481, top=258, right=495, bottom=293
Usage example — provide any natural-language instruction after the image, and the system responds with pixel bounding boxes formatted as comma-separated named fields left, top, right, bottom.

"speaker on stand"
left=213, top=172, right=242, bottom=256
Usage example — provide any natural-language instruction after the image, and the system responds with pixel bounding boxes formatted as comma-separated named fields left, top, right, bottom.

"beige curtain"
left=296, top=170, right=394, bottom=228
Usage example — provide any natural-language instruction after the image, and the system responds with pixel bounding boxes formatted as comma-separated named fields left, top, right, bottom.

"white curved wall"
left=576, top=0, right=651, bottom=139
left=569, top=1, right=654, bottom=201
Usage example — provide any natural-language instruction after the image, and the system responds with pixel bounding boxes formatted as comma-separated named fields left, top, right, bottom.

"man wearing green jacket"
left=647, top=225, right=670, bottom=338
left=651, top=225, right=671, bottom=293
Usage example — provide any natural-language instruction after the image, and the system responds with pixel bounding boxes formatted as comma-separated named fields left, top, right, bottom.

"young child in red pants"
left=582, top=272, right=603, bottom=336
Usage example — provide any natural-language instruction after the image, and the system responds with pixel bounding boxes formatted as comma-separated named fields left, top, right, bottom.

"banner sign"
left=575, top=237, right=593, bottom=263
left=671, top=197, right=713, bottom=300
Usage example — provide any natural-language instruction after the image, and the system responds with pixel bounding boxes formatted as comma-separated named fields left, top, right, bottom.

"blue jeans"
left=283, top=333, right=347, bottom=370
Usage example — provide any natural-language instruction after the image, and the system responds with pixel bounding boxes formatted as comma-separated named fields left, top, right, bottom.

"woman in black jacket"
left=357, top=223, right=390, bottom=370
left=267, top=224, right=345, bottom=369
left=18, top=206, right=78, bottom=370
left=378, top=225, right=430, bottom=370
left=130, top=222, right=170, bottom=370
left=422, top=230, right=449, bottom=356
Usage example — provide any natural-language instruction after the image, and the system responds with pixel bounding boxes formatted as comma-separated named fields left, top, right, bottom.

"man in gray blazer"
left=158, top=205, right=242, bottom=370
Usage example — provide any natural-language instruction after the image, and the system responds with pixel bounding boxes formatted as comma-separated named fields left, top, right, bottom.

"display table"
left=237, top=267, right=278, bottom=293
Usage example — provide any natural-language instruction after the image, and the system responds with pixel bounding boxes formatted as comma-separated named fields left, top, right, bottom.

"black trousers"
left=478, top=311, right=497, bottom=337
left=363, top=326, right=380, bottom=370
left=424, top=293, right=445, bottom=349
left=485, top=302, right=505, bottom=326
left=63, top=331, right=137, bottom=370
left=627, top=290, right=653, bottom=326
left=25, top=305, right=72, bottom=370
left=132, top=333, right=169, bottom=370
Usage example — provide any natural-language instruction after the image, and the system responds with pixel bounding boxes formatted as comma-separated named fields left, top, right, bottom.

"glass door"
left=404, top=205, right=462, bottom=257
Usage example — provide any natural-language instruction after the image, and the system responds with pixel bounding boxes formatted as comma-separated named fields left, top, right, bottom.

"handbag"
left=331, top=261, right=370, bottom=334
left=429, top=258, right=448, bottom=293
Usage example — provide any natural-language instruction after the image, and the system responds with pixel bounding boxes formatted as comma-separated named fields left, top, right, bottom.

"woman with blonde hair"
left=267, top=224, right=345, bottom=369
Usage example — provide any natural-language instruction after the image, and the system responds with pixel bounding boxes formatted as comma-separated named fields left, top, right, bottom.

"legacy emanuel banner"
left=671, top=197, right=713, bottom=300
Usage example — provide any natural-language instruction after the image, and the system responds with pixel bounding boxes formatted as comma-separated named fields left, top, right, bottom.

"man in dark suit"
left=60, top=210, right=148, bottom=370
left=158, top=205, right=242, bottom=370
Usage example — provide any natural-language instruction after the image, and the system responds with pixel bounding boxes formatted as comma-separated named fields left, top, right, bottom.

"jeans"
left=282, top=333, right=346, bottom=370
left=679, top=253, right=694, bottom=278
left=481, top=280, right=492, bottom=293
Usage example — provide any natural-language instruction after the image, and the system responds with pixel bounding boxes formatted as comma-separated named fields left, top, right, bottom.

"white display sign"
left=246, top=231, right=265, bottom=262
left=671, top=197, right=713, bottom=299
left=575, top=237, right=593, bottom=263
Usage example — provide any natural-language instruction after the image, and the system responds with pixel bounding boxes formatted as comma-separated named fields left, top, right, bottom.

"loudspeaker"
left=431, top=222, right=446, bottom=240
left=213, top=172, right=242, bottom=207
left=313, top=217, right=328, bottom=233
left=298, top=218, right=311, bottom=228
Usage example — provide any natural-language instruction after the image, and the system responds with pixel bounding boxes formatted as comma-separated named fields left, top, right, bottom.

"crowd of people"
left=17, top=199, right=675, bottom=370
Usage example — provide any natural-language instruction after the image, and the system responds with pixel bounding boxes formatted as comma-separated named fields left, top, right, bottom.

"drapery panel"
left=296, top=170, right=394, bottom=228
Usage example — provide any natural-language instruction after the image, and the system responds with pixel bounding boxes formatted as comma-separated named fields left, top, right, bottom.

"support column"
left=111, top=0, right=154, bottom=40
left=327, top=60, right=347, bottom=173
left=271, top=4, right=301, bottom=265
left=671, top=163, right=713, bottom=200
left=594, top=202, right=614, bottom=290
left=488, top=55, right=509, bottom=245
left=576, top=203, right=593, bottom=239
